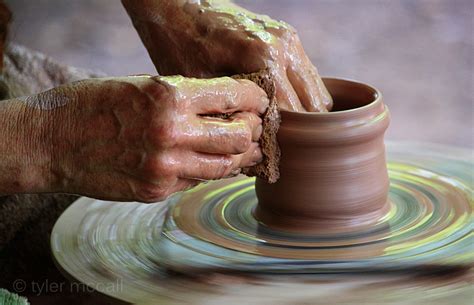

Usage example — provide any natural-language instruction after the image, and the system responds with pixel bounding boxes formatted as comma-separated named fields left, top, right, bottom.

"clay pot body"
left=255, top=78, right=391, bottom=233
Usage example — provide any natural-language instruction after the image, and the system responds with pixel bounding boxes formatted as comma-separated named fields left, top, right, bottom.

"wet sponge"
left=233, top=69, right=281, bottom=183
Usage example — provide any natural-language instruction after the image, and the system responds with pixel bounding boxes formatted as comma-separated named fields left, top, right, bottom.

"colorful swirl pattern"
left=160, top=143, right=473, bottom=272
left=50, top=142, right=473, bottom=304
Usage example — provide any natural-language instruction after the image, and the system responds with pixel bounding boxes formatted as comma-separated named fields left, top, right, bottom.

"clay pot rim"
left=280, top=77, right=382, bottom=117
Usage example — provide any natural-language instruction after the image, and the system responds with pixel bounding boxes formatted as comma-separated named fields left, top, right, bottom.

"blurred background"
left=5, top=0, right=473, bottom=148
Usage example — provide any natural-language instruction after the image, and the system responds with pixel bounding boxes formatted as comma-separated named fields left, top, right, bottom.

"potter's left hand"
left=122, top=0, right=333, bottom=112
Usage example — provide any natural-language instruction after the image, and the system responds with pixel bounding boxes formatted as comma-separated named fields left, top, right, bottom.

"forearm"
left=121, top=0, right=281, bottom=40
left=0, top=88, right=76, bottom=195
left=0, top=98, right=50, bottom=194
left=122, top=0, right=206, bottom=75
left=122, top=0, right=276, bottom=76
left=121, top=0, right=238, bottom=24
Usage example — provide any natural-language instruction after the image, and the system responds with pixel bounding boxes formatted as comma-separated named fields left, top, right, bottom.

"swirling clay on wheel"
left=161, top=146, right=472, bottom=272
left=51, top=142, right=473, bottom=304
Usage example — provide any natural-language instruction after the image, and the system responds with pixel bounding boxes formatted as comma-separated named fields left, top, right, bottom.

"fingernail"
left=251, top=145, right=263, bottom=165
left=253, top=124, right=263, bottom=141
left=224, top=168, right=241, bottom=178
left=260, top=96, right=270, bottom=113
left=231, top=168, right=241, bottom=176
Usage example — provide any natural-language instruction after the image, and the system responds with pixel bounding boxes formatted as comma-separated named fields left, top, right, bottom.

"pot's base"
left=162, top=148, right=472, bottom=266
left=157, top=143, right=473, bottom=270
left=253, top=200, right=391, bottom=234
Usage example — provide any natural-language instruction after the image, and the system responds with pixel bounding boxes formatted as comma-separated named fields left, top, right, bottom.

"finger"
left=237, top=142, right=263, bottom=168
left=178, top=143, right=262, bottom=180
left=273, top=70, right=305, bottom=112
left=287, top=63, right=332, bottom=112
left=311, top=67, right=333, bottom=111
left=230, top=112, right=263, bottom=142
left=184, top=78, right=269, bottom=115
left=234, top=79, right=270, bottom=115
left=293, top=41, right=333, bottom=111
left=180, top=113, right=262, bottom=154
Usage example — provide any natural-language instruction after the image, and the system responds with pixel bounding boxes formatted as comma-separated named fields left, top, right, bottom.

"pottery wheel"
left=51, top=142, right=473, bottom=304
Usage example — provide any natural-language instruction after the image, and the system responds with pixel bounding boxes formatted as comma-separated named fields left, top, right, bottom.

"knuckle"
left=143, top=77, right=168, bottom=101
left=253, top=113, right=263, bottom=125
left=259, top=92, right=270, bottom=109
left=235, top=125, right=253, bottom=150
left=151, top=121, right=179, bottom=148
left=227, top=133, right=251, bottom=154
left=152, top=77, right=188, bottom=111
left=224, top=96, right=239, bottom=112
left=215, top=156, right=235, bottom=178
left=278, top=22, right=297, bottom=39
left=236, top=78, right=256, bottom=89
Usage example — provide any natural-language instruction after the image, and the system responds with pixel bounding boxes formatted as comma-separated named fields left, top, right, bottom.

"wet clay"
left=255, top=78, right=391, bottom=233
left=53, top=192, right=474, bottom=304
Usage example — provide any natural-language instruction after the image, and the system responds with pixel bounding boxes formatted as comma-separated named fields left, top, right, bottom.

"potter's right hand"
left=2, top=76, right=268, bottom=202
left=122, top=0, right=333, bottom=112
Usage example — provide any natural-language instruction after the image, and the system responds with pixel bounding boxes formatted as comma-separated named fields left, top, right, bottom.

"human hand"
left=122, top=0, right=333, bottom=112
left=3, top=75, right=268, bottom=202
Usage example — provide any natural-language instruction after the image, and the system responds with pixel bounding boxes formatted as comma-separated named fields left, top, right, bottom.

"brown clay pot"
left=255, top=78, right=391, bottom=233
